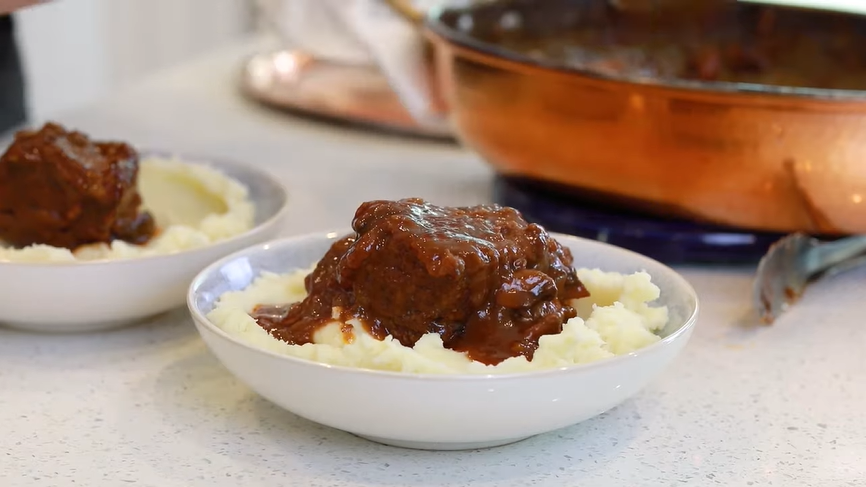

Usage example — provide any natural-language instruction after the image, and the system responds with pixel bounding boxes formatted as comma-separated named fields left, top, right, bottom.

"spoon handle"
left=804, top=235, right=866, bottom=276
left=822, top=253, right=866, bottom=280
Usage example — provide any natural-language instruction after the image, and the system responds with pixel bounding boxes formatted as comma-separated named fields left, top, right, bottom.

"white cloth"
left=268, top=0, right=456, bottom=128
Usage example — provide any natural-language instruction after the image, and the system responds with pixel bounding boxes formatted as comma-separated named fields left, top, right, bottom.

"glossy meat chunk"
left=254, top=198, right=591, bottom=365
left=0, top=123, right=155, bottom=249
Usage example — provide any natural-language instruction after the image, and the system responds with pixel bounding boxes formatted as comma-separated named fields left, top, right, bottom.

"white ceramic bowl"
left=0, top=156, right=289, bottom=332
left=188, top=230, right=699, bottom=451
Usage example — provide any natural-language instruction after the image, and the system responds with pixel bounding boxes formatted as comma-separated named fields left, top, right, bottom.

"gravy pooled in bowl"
left=0, top=123, right=255, bottom=263
left=209, top=199, right=669, bottom=374
left=254, top=199, right=589, bottom=365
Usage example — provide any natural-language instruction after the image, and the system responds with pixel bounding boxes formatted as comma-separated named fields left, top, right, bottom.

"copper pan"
left=385, top=0, right=866, bottom=235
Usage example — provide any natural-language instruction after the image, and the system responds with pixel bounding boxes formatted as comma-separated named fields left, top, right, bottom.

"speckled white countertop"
left=2, top=38, right=865, bottom=487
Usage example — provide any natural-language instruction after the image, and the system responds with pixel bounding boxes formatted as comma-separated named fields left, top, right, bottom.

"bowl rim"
left=0, top=152, right=290, bottom=268
left=187, top=229, right=701, bottom=382
left=424, top=1, right=866, bottom=102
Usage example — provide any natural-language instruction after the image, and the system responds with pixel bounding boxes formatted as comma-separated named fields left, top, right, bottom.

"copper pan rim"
left=423, top=4, right=866, bottom=104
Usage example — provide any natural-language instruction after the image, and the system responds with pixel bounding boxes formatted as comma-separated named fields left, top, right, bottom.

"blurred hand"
left=0, top=0, right=43, bottom=15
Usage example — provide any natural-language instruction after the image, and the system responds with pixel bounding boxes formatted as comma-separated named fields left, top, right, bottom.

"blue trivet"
left=493, top=176, right=786, bottom=264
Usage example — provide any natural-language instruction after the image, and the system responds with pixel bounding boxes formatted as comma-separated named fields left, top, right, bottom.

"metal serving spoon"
left=753, top=234, right=866, bottom=324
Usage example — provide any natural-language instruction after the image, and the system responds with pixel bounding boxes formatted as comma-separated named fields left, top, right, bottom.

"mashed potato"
left=207, top=267, right=669, bottom=375
left=0, top=157, right=255, bottom=263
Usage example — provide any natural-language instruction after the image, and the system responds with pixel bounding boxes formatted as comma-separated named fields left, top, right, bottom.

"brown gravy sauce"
left=494, top=2, right=866, bottom=90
